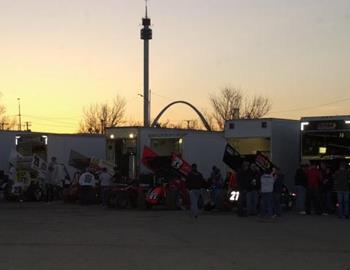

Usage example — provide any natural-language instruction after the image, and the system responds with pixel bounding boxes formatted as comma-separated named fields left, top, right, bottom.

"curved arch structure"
left=151, top=100, right=212, bottom=131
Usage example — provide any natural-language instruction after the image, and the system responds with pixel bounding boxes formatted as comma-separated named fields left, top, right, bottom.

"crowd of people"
left=228, top=161, right=284, bottom=219
left=2, top=155, right=350, bottom=221
left=185, top=161, right=285, bottom=219
left=294, top=161, right=350, bottom=219
left=187, top=160, right=350, bottom=220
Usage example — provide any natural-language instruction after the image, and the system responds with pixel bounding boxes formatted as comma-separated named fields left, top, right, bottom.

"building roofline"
left=225, top=117, right=298, bottom=122
left=301, top=115, right=350, bottom=121
left=0, top=130, right=105, bottom=138
left=106, top=126, right=223, bottom=134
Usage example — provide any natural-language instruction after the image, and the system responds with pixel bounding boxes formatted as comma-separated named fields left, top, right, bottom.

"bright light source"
left=301, top=122, right=309, bottom=131
left=15, top=136, right=21, bottom=146
left=129, top=133, right=135, bottom=139
left=319, top=147, right=327, bottom=154
left=345, top=120, right=350, bottom=124
left=179, top=138, right=183, bottom=144
left=110, top=134, right=115, bottom=139
left=42, top=135, right=48, bottom=145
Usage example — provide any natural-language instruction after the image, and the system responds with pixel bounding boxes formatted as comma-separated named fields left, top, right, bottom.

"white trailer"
left=0, top=131, right=26, bottom=173
left=106, top=127, right=227, bottom=179
left=0, top=131, right=106, bottom=178
left=224, top=118, right=300, bottom=187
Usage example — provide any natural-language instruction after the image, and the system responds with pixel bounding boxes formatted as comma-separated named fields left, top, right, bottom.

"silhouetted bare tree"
left=152, top=119, right=201, bottom=130
left=243, top=95, right=272, bottom=119
left=156, top=119, right=171, bottom=128
left=124, top=118, right=143, bottom=127
left=0, top=93, right=16, bottom=130
left=79, top=95, right=126, bottom=134
left=209, top=87, right=272, bottom=130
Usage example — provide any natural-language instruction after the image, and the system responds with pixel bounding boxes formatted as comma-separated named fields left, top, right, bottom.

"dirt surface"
left=0, top=202, right=349, bottom=270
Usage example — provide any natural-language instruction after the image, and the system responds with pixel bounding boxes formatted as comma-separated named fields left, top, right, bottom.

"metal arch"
left=151, top=100, right=212, bottom=131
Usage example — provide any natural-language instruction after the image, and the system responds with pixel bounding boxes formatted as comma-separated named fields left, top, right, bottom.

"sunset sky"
left=0, top=0, right=349, bottom=133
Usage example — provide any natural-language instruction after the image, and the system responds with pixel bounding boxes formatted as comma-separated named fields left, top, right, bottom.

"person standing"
left=226, top=170, right=237, bottom=192
left=8, top=163, right=17, bottom=184
left=186, top=163, right=204, bottom=219
left=246, top=163, right=260, bottom=216
left=46, top=157, right=57, bottom=202
left=294, top=163, right=308, bottom=214
left=236, top=161, right=253, bottom=217
left=210, top=166, right=224, bottom=209
left=273, top=168, right=284, bottom=217
left=79, top=168, right=96, bottom=205
left=305, top=163, right=322, bottom=215
left=99, top=168, right=112, bottom=207
left=112, top=167, right=122, bottom=184
left=260, top=170, right=275, bottom=219
left=333, top=162, right=350, bottom=219
left=6, top=163, right=17, bottom=201
left=319, top=163, right=333, bottom=215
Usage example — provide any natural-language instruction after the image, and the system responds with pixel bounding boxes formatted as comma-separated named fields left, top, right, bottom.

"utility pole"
left=100, top=119, right=105, bottom=134
left=17, top=98, right=22, bottom=131
left=25, top=121, right=32, bottom=131
left=184, top=120, right=192, bottom=129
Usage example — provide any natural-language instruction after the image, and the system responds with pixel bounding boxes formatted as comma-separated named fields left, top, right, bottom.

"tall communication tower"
left=141, top=0, right=152, bottom=127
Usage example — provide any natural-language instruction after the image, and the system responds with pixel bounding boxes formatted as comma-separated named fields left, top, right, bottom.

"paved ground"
left=0, top=202, right=349, bottom=270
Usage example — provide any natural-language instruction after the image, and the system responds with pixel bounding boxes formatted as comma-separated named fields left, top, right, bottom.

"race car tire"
left=117, top=192, right=129, bottom=209
left=137, top=190, right=148, bottom=209
left=108, top=193, right=118, bottom=208
left=165, top=189, right=178, bottom=210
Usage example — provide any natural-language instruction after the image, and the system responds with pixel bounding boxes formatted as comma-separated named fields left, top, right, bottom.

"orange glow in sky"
left=1, top=0, right=350, bottom=133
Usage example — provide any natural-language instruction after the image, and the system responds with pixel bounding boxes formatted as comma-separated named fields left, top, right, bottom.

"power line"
left=22, top=115, right=79, bottom=125
left=23, top=114, right=79, bottom=122
left=271, top=96, right=350, bottom=114
left=151, top=91, right=173, bottom=101
left=125, top=96, right=140, bottom=104
left=30, top=120, right=78, bottom=128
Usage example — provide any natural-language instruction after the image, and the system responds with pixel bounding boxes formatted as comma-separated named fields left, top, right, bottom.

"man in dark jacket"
left=246, top=163, right=261, bottom=215
left=186, top=163, right=204, bottom=218
left=319, top=162, right=333, bottom=215
left=273, top=168, right=284, bottom=217
left=294, top=163, right=308, bottom=214
left=236, top=161, right=254, bottom=216
left=333, top=162, right=350, bottom=218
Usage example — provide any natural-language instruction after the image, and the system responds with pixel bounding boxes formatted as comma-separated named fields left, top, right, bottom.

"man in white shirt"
left=78, top=168, right=96, bottom=205
left=260, top=170, right=275, bottom=218
left=99, top=168, right=111, bottom=207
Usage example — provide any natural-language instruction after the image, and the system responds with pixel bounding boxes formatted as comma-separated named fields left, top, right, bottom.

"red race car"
left=145, top=176, right=189, bottom=210
left=107, top=182, right=139, bottom=209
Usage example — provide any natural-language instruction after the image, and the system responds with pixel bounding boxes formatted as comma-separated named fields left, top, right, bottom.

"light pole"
left=17, top=98, right=22, bottom=131
left=100, top=119, right=105, bottom=134
left=141, top=0, right=152, bottom=127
